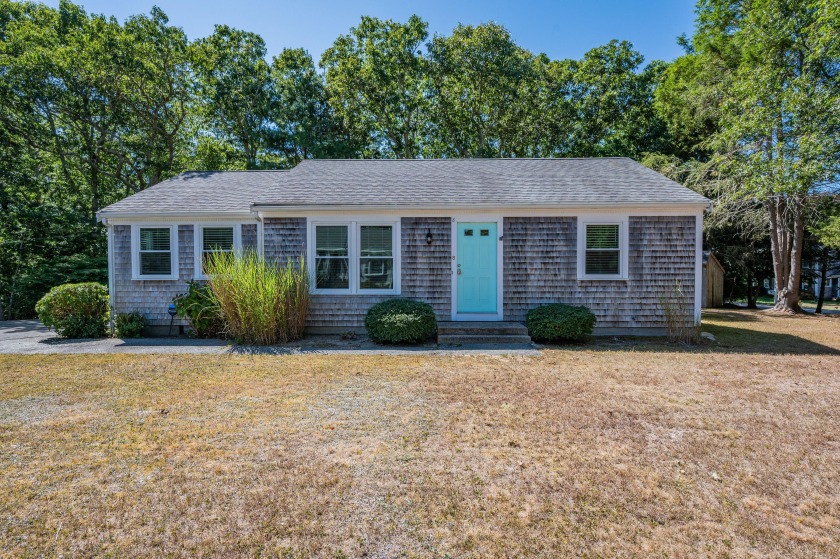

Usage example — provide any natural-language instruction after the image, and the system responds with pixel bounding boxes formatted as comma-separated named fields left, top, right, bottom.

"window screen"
left=585, top=224, right=620, bottom=275
left=360, top=225, right=393, bottom=289
left=315, top=225, right=349, bottom=289
left=139, top=228, right=172, bottom=276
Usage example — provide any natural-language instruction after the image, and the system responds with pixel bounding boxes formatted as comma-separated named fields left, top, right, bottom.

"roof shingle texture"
left=98, top=158, right=709, bottom=216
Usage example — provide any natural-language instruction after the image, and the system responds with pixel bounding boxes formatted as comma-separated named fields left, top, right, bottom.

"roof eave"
left=251, top=201, right=712, bottom=212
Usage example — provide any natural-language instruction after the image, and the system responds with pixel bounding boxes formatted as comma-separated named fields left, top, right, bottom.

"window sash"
left=138, top=227, right=172, bottom=276
left=583, top=223, right=622, bottom=277
left=201, top=227, right=235, bottom=274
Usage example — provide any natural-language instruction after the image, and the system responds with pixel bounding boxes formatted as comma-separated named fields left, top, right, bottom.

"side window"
left=201, top=226, right=235, bottom=273
left=138, top=227, right=173, bottom=277
left=585, top=224, right=621, bottom=276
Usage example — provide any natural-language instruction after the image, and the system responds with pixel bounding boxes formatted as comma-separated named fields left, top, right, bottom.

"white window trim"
left=193, top=223, right=243, bottom=280
left=577, top=216, right=629, bottom=281
left=131, top=224, right=179, bottom=281
left=307, top=218, right=401, bottom=295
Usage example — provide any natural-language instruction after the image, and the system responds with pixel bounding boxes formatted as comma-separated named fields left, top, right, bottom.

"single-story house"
left=96, top=158, right=711, bottom=336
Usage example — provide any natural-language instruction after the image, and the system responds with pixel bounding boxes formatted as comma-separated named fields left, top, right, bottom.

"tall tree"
left=192, top=25, right=273, bottom=169
left=270, top=48, right=356, bottom=165
left=711, top=0, right=840, bottom=312
left=320, top=15, right=428, bottom=158
left=426, top=22, right=534, bottom=157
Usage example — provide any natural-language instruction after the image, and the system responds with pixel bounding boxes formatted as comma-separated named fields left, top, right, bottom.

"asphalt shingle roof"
left=97, top=158, right=709, bottom=217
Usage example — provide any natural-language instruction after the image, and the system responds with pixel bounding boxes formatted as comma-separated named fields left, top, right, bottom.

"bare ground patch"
left=1, top=310, right=838, bottom=557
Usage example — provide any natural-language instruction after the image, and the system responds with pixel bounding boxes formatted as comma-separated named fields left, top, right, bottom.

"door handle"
left=457, top=269, right=462, bottom=275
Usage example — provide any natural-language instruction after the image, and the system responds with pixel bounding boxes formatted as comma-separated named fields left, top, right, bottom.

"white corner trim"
left=193, top=223, right=243, bottom=281
left=106, top=225, right=115, bottom=334
left=451, top=215, right=504, bottom=321
left=576, top=215, right=630, bottom=281
left=130, top=224, right=180, bottom=281
left=306, top=217, right=402, bottom=295
left=694, top=212, right=704, bottom=324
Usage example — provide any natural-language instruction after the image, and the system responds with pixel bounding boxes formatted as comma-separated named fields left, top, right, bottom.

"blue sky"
left=42, top=0, right=696, bottom=64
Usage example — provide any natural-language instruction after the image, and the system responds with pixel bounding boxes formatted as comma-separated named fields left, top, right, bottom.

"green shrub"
left=365, top=299, right=437, bottom=344
left=173, top=281, right=223, bottom=338
left=204, top=251, right=309, bottom=345
left=5, top=254, right=107, bottom=319
left=35, top=282, right=109, bottom=338
left=526, top=303, right=596, bottom=343
left=115, top=312, right=145, bottom=338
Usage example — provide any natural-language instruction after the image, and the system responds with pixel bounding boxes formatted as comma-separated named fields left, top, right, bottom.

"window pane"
left=585, top=250, right=620, bottom=275
left=203, top=227, right=234, bottom=251
left=315, top=226, right=348, bottom=256
left=586, top=224, right=619, bottom=249
left=315, top=257, right=349, bottom=289
left=140, top=252, right=172, bottom=275
left=360, top=258, right=393, bottom=289
left=360, top=225, right=392, bottom=257
left=140, top=228, right=170, bottom=251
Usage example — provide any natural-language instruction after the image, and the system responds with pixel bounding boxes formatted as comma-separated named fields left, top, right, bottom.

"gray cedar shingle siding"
left=112, top=224, right=194, bottom=326
left=110, top=215, right=697, bottom=333
left=242, top=223, right=258, bottom=250
left=503, top=216, right=696, bottom=328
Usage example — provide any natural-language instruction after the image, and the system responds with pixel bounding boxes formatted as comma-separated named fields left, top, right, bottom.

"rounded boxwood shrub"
left=365, top=299, right=437, bottom=344
left=35, top=282, right=109, bottom=338
left=115, top=312, right=146, bottom=338
left=526, top=303, right=596, bottom=343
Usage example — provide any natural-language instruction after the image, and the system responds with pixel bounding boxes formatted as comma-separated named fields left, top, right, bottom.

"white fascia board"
left=98, top=211, right=257, bottom=224
left=254, top=202, right=711, bottom=218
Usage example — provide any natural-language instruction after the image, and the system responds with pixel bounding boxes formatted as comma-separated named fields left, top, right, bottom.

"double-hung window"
left=577, top=218, right=628, bottom=280
left=311, top=221, right=400, bottom=294
left=195, top=225, right=240, bottom=279
left=132, top=225, right=179, bottom=280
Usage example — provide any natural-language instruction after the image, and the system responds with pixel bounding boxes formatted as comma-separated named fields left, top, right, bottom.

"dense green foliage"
left=365, top=299, right=437, bottom=344
left=172, top=281, right=223, bottom=338
left=204, top=252, right=309, bottom=345
left=35, top=282, right=109, bottom=338
left=2, top=0, right=837, bottom=320
left=115, top=312, right=146, bottom=338
left=526, top=303, right=596, bottom=343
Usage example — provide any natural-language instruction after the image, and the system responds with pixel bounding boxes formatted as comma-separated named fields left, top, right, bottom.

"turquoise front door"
left=457, top=222, right=498, bottom=314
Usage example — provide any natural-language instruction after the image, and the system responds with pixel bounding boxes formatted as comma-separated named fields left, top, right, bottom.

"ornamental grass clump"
left=204, top=251, right=309, bottom=345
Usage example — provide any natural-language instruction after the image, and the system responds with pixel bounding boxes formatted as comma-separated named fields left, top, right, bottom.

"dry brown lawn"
left=1, top=309, right=839, bottom=558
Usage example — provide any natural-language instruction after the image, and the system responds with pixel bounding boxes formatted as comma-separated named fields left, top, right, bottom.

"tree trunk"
left=815, top=247, right=829, bottom=314
left=746, top=269, right=758, bottom=309
left=768, top=195, right=804, bottom=313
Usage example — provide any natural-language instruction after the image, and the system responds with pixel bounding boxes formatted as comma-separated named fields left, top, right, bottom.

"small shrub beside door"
left=365, top=299, right=437, bottom=344
left=526, top=303, right=596, bottom=343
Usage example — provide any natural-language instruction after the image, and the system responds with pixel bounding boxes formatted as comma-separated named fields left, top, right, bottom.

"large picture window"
left=132, top=225, right=178, bottom=280
left=310, top=221, right=400, bottom=293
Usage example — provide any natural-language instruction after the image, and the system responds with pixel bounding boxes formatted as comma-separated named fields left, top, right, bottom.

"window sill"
left=576, top=276, right=629, bottom=281
left=311, top=289, right=400, bottom=296
left=132, top=275, right=179, bottom=281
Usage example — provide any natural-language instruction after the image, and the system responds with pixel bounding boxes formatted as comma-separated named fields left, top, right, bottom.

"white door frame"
left=451, top=215, right=504, bottom=321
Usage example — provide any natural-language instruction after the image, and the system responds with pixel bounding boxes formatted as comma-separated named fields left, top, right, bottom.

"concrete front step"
left=437, top=321, right=529, bottom=336
left=438, top=333, right=533, bottom=345
left=437, top=322, right=532, bottom=345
